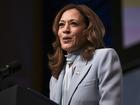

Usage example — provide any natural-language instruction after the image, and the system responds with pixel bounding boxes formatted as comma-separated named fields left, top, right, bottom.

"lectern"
left=0, top=85, right=58, bottom=105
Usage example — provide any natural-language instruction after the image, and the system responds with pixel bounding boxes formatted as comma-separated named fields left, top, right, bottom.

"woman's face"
left=58, top=8, right=86, bottom=53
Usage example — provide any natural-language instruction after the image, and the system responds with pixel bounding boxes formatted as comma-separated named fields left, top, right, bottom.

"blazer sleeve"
left=97, top=48, right=122, bottom=105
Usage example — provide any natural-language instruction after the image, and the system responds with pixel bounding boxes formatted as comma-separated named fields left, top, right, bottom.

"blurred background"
left=0, top=0, right=140, bottom=105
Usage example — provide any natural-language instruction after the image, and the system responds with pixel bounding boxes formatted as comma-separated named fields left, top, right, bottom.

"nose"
left=63, top=24, right=70, bottom=34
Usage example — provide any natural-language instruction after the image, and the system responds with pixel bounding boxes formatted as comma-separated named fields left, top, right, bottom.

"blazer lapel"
left=51, top=69, right=65, bottom=104
left=66, top=56, right=92, bottom=105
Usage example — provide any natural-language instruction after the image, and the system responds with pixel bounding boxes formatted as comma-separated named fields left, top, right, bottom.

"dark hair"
left=48, top=4, right=105, bottom=79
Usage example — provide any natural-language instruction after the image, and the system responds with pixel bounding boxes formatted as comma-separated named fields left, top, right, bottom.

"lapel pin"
left=75, top=71, right=80, bottom=75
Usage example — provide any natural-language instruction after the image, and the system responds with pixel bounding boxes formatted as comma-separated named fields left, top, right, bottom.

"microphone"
left=0, top=60, right=22, bottom=80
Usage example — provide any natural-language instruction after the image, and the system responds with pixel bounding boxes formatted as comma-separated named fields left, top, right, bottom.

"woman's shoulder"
left=89, top=48, right=120, bottom=65
left=93, top=48, right=119, bottom=60
left=95, top=48, right=118, bottom=55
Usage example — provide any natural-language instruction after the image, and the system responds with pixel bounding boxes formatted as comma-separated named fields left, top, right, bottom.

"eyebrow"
left=59, top=19, right=79, bottom=23
left=59, top=20, right=65, bottom=23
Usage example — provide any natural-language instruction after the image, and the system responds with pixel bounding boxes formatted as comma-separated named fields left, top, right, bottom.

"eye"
left=58, top=22, right=64, bottom=28
left=71, top=22, right=79, bottom=26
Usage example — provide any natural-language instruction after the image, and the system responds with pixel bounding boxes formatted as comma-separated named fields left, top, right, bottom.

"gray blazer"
left=49, top=48, right=122, bottom=105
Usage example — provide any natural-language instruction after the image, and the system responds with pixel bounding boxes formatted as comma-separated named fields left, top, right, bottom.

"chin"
left=61, top=44, right=76, bottom=52
left=62, top=45, right=71, bottom=50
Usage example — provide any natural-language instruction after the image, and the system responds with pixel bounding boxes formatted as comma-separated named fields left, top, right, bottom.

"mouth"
left=62, top=36, right=72, bottom=43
